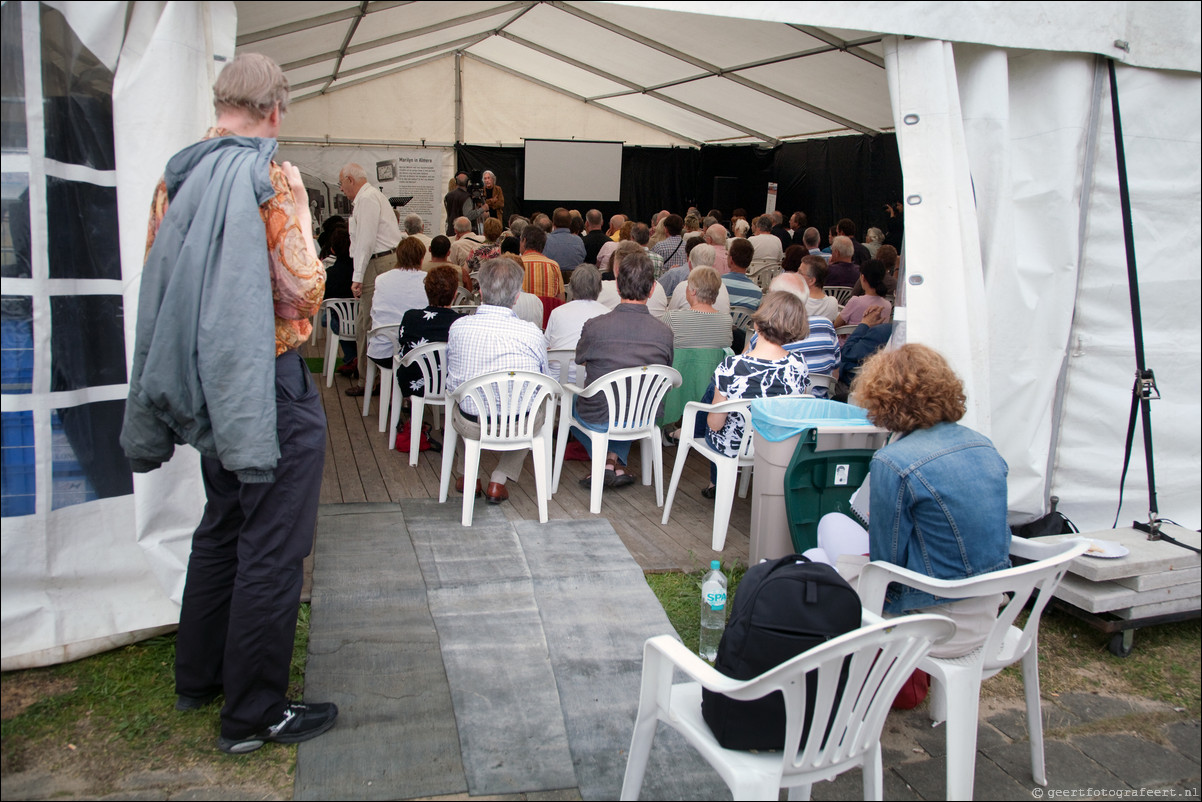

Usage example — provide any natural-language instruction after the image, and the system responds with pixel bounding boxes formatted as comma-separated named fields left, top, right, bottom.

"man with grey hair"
left=572, top=250, right=674, bottom=486
left=582, top=209, right=608, bottom=265
left=802, top=226, right=829, bottom=262
left=341, top=161, right=401, bottom=363
left=630, top=222, right=665, bottom=278
left=445, top=257, right=549, bottom=504
left=449, top=215, right=484, bottom=267
left=703, top=222, right=729, bottom=275
left=747, top=214, right=784, bottom=290
left=827, top=235, right=860, bottom=288
left=126, top=52, right=337, bottom=754
left=664, top=242, right=733, bottom=315
left=544, top=264, right=609, bottom=385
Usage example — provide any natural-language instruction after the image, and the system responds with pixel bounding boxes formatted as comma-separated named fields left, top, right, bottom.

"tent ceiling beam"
left=344, top=1, right=535, bottom=57
left=290, top=49, right=454, bottom=103
left=788, top=24, right=886, bottom=69
left=464, top=52, right=703, bottom=147
left=546, top=1, right=861, bottom=139
left=489, top=31, right=776, bottom=144
left=292, top=33, right=488, bottom=91
left=321, top=1, right=370, bottom=95
left=235, top=1, right=411, bottom=47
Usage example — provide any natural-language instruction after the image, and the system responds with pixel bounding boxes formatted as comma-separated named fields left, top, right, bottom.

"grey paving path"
left=292, top=501, right=1198, bottom=802
left=297, top=501, right=725, bottom=801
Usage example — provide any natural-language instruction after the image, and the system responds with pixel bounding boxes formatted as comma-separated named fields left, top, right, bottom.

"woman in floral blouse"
left=698, top=291, right=811, bottom=497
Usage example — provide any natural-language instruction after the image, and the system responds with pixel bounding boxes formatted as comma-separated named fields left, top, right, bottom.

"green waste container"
left=748, top=398, right=887, bottom=562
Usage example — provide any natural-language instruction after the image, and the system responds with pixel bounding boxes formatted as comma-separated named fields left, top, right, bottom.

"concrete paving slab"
left=1047, top=527, right=1200, bottom=583
left=1073, top=733, right=1202, bottom=788
left=912, top=719, right=1008, bottom=759
left=1114, top=565, right=1201, bottom=592
left=893, top=752, right=1033, bottom=801
left=1055, top=572, right=1197, bottom=614
left=1164, top=720, right=1201, bottom=766
left=809, top=767, right=923, bottom=801
left=1054, top=692, right=1140, bottom=723
left=1114, top=595, right=1202, bottom=619
left=982, top=739, right=1122, bottom=791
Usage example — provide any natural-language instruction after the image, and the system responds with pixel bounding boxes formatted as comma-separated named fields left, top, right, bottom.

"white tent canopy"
left=1, top=0, right=1198, bottom=669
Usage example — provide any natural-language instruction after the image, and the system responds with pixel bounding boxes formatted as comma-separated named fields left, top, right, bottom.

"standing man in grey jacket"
left=124, top=53, right=337, bottom=754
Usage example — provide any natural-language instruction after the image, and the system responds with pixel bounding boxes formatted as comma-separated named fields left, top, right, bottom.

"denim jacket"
left=868, top=421, right=1011, bottom=614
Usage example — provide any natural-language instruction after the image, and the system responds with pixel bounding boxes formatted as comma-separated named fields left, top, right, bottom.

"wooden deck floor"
left=313, top=351, right=752, bottom=573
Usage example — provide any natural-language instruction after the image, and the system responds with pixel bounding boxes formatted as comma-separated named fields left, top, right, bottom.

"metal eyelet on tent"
left=906, top=194, right=922, bottom=205
left=903, top=114, right=920, bottom=125
left=908, top=275, right=924, bottom=285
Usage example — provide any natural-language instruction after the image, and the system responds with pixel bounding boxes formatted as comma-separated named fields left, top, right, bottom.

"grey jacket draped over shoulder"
left=120, top=136, right=281, bottom=482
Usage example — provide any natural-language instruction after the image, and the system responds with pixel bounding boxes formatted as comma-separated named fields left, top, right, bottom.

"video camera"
left=467, top=170, right=485, bottom=205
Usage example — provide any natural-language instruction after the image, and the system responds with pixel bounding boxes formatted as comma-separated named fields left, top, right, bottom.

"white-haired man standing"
left=340, top=162, right=400, bottom=362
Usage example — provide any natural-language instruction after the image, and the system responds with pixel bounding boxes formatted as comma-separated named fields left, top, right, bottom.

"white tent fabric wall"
left=1051, top=62, right=1202, bottom=532
left=1, top=1, right=236, bottom=670
left=890, top=35, right=1201, bottom=530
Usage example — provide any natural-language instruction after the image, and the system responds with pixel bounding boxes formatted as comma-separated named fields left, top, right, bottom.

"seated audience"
left=835, top=304, right=892, bottom=393
left=598, top=241, right=668, bottom=316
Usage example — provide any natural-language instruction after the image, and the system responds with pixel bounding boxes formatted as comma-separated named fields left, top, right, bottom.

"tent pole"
left=455, top=50, right=464, bottom=144
left=1106, top=58, right=1161, bottom=539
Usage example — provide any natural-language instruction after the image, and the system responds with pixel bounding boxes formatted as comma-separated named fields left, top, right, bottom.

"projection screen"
left=523, top=139, right=623, bottom=201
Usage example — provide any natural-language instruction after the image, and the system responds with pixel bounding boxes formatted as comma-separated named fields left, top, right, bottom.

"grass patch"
left=1, top=604, right=313, bottom=797
left=645, top=561, right=747, bottom=656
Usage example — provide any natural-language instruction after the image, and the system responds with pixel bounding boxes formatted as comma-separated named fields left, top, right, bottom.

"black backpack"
left=701, top=554, right=861, bottom=750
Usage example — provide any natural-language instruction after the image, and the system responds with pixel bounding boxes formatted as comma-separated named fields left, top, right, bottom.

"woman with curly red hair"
left=811, top=343, right=1012, bottom=657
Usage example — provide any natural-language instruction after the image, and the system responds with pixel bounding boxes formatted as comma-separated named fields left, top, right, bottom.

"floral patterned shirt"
left=145, top=128, right=324, bottom=356
left=707, top=352, right=809, bottom=457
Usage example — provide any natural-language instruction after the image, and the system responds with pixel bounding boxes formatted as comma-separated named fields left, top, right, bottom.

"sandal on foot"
left=604, top=462, right=637, bottom=488
left=701, top=485, right=717, bottom=499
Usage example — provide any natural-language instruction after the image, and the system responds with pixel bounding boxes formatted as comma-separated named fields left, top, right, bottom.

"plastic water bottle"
left=699, top=560, right=728, bottom=662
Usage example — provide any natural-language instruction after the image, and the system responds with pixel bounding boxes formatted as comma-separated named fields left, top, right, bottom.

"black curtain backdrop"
left=457, top=134, right=900, bottom=237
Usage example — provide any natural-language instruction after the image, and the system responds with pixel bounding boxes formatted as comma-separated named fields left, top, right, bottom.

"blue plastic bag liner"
left=750, top=397, right=873, bottom=442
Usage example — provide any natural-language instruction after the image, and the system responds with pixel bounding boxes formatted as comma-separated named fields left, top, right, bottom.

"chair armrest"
left=858, top=560, right=990, bottom=615
left=643, top=635, right=746, bottom=695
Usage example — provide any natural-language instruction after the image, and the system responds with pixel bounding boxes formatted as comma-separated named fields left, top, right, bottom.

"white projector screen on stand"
left=523, top=139, right=622, bottom=201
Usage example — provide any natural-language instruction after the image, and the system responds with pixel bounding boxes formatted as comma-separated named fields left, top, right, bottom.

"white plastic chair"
left=438, top=370, right=561, bottom=526
left=858, top=537, right=1090, bottom=800
left=546, top=348, right=581, bottom=386
left=321, top=298, right=360, bottom=388
left=835, top=325, right=860, bottom=337
left=453, top=285, right=478, bottom=307
left=825, top=286, right=855, bottom=305
left=660, top=399, right=756, bottom=552
left=552, top=365, right=681, bottom=514
left=620, top=615, right=956, bottom=801
left=361, top=324, right=400, bottom=431
left=806, top=373, right=835, bottom=393
left=391, top=342, right=447, bottom=463
left=730, top=308, right=755, bottom=334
